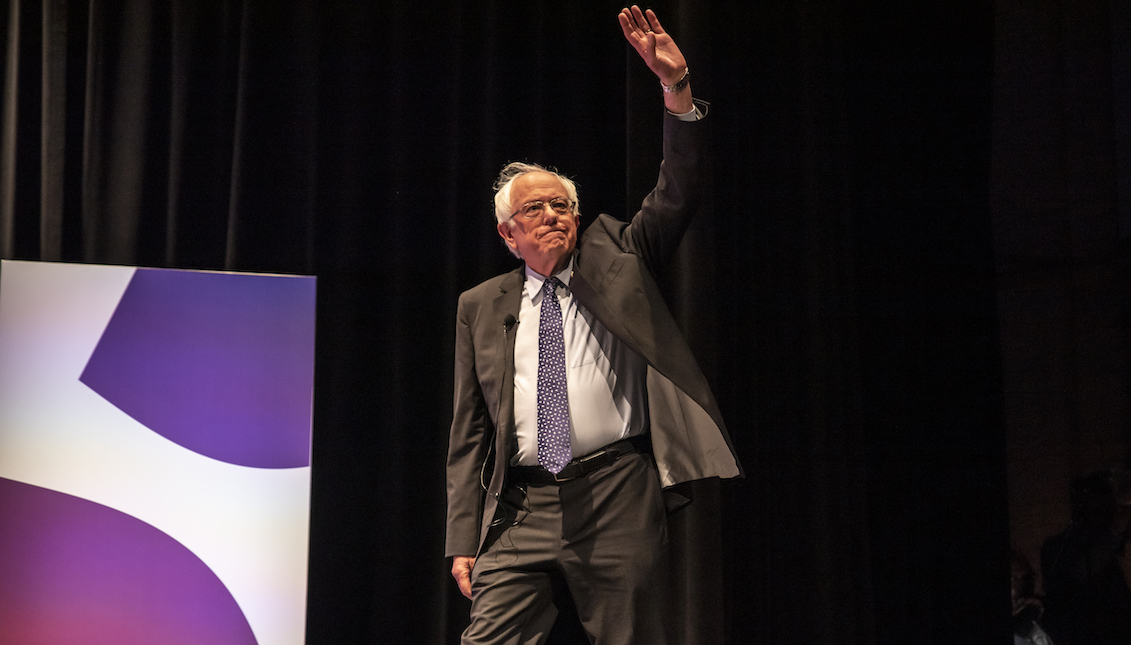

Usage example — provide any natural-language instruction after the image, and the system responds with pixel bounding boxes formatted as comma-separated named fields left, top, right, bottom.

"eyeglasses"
left=511, top=198, right=574, bottom=220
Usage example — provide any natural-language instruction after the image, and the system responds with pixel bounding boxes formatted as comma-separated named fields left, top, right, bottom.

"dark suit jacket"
left=445, top=106, right=742, bottom=558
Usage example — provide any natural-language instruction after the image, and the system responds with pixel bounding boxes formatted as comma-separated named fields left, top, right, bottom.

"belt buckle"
left=552, top=469, right=576, bottom=483
left=554, top=450, right=608, bottom=483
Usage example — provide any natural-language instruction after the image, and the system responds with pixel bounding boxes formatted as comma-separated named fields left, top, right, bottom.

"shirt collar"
left=523, top=256, right=574, bottom=302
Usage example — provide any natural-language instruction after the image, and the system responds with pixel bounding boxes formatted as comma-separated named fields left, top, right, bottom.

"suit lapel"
left=492, top=268, right=524, bottom=326
left=570, top=272, right=631, bottom=347
left=570, top=261, right=652, bottom=367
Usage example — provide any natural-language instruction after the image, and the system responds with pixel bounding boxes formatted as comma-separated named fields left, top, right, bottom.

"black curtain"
left=1, top=1, right=1010, bottom=643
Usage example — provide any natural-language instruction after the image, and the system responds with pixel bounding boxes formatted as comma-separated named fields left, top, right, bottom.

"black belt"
left=509, top=435, right=651, bottom=485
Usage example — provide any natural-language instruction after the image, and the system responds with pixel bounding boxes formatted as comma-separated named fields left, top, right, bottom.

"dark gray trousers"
left=462, top=452, right=670, bottom=645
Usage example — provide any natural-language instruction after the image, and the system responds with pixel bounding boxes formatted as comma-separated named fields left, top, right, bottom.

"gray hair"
left=493, top=161, right=581, bottom=226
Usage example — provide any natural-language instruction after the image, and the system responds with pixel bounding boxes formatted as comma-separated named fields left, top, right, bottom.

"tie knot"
left=544, top=277, right=562, bottom=295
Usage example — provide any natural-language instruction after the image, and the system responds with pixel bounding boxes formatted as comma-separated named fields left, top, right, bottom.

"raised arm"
left=612, top=7, right=708, bottom=270
left=618, top=5, right=694, bottom=114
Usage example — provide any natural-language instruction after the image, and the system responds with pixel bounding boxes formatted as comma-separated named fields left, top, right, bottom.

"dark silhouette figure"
left=1040, top=469, right=1131, bottom=645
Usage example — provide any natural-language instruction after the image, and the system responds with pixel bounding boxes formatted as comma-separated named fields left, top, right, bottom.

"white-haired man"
left=446, top=6, right=741, bottom=644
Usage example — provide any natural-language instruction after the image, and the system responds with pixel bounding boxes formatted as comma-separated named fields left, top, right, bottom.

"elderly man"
left=446, top=6, right=741, bottom=644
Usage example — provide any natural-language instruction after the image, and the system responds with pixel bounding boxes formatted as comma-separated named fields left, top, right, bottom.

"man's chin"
left=541, top=238, right=573, bottom=253
left=531, top=244, right=574, bottom=272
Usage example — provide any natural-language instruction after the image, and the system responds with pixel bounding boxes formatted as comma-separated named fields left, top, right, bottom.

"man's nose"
left=540, top=205, right=559, bottom=222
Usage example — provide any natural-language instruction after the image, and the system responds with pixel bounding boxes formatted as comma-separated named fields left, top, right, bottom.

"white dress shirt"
left=511, top=259, right=648, bottom=466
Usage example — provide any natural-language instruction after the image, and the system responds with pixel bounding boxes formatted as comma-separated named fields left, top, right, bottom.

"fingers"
left=617, top=10, right=638, bottom=41
left=631, top=6, right=654, bottom=34
left=620, top=5, right=664, bottom=39
left=631, top=5, right=649, bottom=33
left=459, top=576, right=473, bottom=599
left=451, top=556, right=475, bottom=600
left=618, top=10, right=649, bottom=61
left=644, top=8, right=666, bottom=35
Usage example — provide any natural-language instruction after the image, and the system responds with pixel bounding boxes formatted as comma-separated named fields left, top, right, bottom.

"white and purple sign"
left=0, top=260, right=316, bottom=645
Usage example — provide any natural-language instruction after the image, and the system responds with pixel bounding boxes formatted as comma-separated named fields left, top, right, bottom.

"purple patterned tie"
left=537, top=277, right=571, bottom=473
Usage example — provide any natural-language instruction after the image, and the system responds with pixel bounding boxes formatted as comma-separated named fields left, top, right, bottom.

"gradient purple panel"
left=80, top=269, right=316, bottom=468
left=0, top=477, right=257, bottom=645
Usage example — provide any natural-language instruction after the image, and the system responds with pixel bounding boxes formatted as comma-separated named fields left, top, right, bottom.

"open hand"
left=618, top=5, right=688, bottom=86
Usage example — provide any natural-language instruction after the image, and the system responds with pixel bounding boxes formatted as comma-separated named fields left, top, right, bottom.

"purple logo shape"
left=80, top=268, right=316, bottom=469
left=0, top=477, right=258, bottom=645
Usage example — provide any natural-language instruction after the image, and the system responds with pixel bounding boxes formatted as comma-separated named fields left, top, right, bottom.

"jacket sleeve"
left=444, top=291, right=491, bottom=557
left=621, top=100, right=709, bottom=274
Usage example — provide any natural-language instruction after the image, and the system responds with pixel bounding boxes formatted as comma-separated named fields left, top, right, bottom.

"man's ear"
left=497, top=222, right=516, bottom=250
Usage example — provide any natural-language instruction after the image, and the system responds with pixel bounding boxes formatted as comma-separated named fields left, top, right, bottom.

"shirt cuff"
left=667, top=98, right=709, bottom=121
